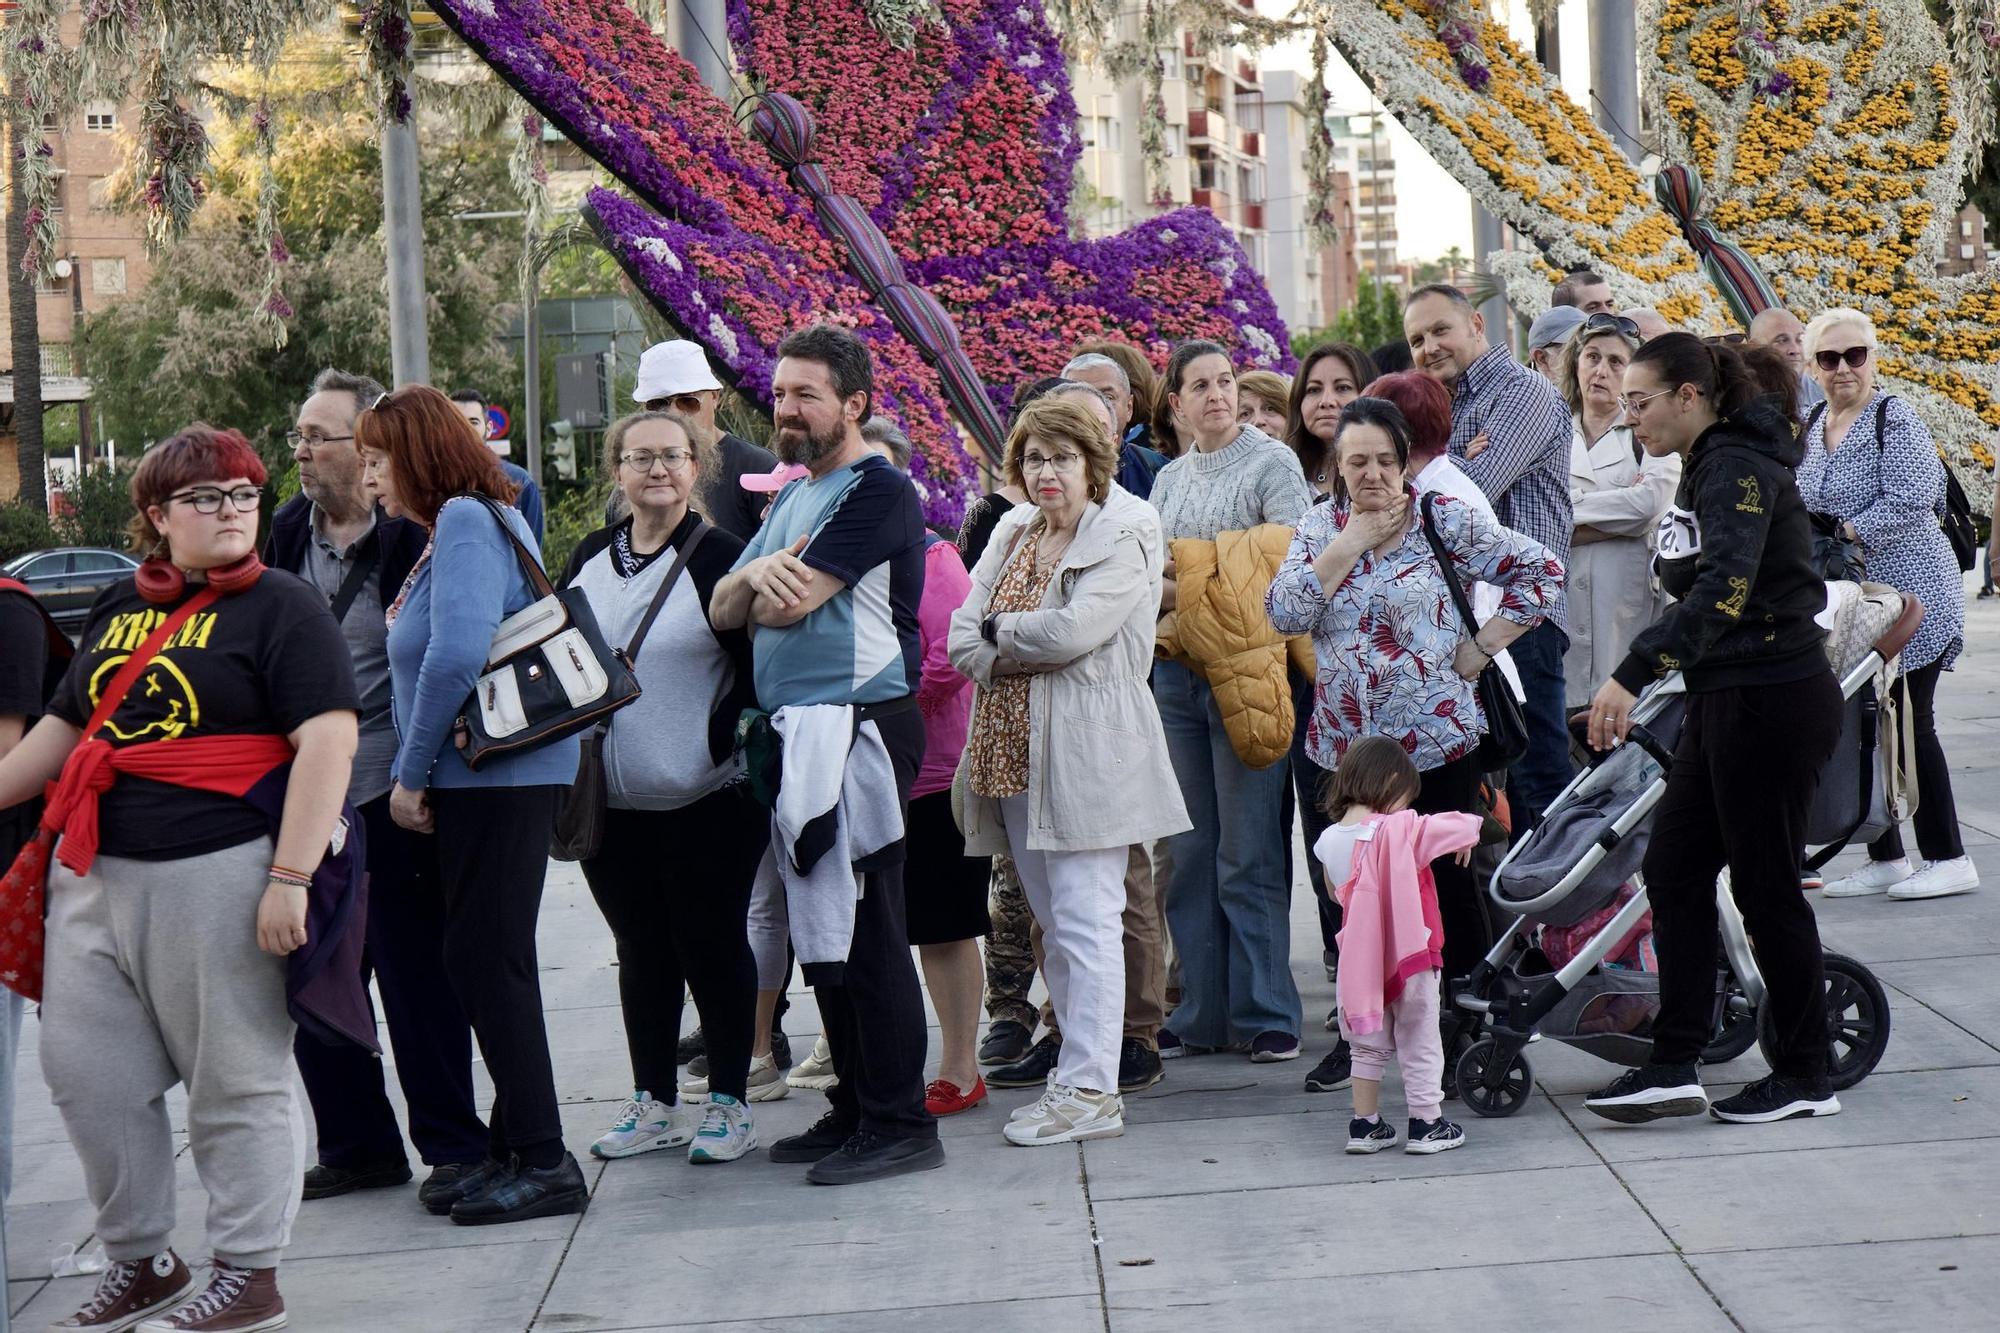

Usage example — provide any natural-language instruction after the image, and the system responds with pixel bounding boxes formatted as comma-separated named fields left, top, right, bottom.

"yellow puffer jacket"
left=1155, top=523, right=1315, bottom=771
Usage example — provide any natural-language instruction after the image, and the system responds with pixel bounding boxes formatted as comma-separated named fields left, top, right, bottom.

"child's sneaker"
left=1405, top=1117, right=1466, bottom=1154
left=687, top=1094, right=759, bottom=1163
left=591, top=1091, right=699, bottom=1159
left=1345, top=1117, right=1397, bottom=1153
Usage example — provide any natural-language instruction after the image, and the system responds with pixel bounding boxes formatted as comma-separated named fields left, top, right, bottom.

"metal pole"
left=682, top=0, right=734, bottom=101
left=1588, top=0, right=1642, bottom=164
left=522, top=270, right=542, bottom=482
left=381, top=117, right=431, bottom=386
left=1472, top=203, right=1512, bottom=351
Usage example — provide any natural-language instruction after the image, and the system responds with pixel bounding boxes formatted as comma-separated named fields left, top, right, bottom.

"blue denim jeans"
left=1153, top=660, right=1303, bottom=1044
left=1506, top=621, right=1575, bottom=830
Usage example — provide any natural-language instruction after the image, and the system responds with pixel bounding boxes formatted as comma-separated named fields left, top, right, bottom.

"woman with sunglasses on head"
left=0, top=427, right=361, bottom=1332
left=359, top=385, right=587, bottom=1225
left=1795, top=310, right=1973, bottom=900
left=1557, top=313, right=1683, bottom=712
left=1581, top=334, right=1848, bottom=1127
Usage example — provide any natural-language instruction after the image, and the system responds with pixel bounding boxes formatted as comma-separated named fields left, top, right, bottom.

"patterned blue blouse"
left=1267, top=487, right=1565, bottom=773
left=1797, top=392, right=1963, bottom=671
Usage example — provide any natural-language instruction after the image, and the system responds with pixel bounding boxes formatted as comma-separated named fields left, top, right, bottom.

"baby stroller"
left=1446, top=582, right=1920, bottom=1117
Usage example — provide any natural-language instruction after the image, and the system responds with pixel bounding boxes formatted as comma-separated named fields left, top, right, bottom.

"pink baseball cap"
left=739, top=461, right=809, bottom=493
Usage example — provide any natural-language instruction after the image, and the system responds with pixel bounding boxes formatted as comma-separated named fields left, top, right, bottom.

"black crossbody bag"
left=1417, top=492, right=1531, bottom=773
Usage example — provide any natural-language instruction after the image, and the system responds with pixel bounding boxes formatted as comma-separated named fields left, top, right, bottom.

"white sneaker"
left=681, top=1051, right=790, bottom=1102
left=687, top=1094, right=758, bottom=1164
left=1002, top=1083, right=1124, bottom=1146
left=1009, top=1073, right=1058, bottom=1121
left=1887, top=857, right=1980, bottom=900
left=591, top=1091, right=699, bottom=1159
left=1821, top=857, right=1913, bottom=897
left=786, top=1035, right=839, bottom=1091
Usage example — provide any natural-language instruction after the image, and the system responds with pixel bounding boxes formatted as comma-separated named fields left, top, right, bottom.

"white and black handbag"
left=453, top=495, right=641, bottom=770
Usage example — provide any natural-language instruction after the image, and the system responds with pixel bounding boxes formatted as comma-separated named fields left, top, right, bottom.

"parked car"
left=2, top=547, right=139, bottom=632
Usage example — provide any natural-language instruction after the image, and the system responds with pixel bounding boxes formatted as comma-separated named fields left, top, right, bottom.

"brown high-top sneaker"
left=51, top=1251, right=196, bottom=1331
left=134, top=1262, right=284, bottom=1332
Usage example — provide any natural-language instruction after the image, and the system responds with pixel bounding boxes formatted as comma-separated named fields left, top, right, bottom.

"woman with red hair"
left=0, top=425, right=361, bottom=1332
left=359, top=385, right=585, bottom=1226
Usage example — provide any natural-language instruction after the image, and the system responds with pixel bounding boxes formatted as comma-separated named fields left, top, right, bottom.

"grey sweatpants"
left=41, top=837, right=306, bottom=1269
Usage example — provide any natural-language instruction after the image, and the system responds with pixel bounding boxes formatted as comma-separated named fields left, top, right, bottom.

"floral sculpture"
left=1303, top=0, right=1994, bottom=489
left=427, top=0, right=1293, bottom=525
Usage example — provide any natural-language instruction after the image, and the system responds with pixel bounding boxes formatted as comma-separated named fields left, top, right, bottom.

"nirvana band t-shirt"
left=48, top=570, right=360, bottom=861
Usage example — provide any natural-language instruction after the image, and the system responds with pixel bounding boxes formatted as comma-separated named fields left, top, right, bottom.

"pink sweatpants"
left=1337, top=969, right=1445, bottom=1122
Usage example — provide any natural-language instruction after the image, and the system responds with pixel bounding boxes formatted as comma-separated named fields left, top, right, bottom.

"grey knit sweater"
left=1148, top=425, right=1314, bottom=542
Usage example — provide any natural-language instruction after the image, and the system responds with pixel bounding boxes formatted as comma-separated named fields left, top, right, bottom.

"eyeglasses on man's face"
left=166, top=485, right=263, bottom=515
left=285, top=429, right=354, bottom=451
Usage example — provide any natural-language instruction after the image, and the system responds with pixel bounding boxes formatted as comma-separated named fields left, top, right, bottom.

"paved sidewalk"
left=7, top=585, right=1998, bottom=1332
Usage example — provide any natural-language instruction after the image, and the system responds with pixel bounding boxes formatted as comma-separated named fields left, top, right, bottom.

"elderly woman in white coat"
left=1556, top=313, right=1682, bottom=710
left=949, top=395, right=1190, bottom=1150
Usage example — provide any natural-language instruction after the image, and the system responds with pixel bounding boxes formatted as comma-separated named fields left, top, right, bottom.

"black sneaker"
left=771, top=1027, right=793, bottom=1071
left=986, top=1033, right=1062, bottom=1089
left=1117, top=1038, right=1164, bottom=1093
left=1405, top=1116, right=1466, bottom=1154
left=1323, top=1005, right=1340, bottom=1033
left=978, top=1020, right=1034, bottom=1068
left=677, top=1026, right=706, bottom=1064
left=421, top=1159, right=505, bottom=1215
left=803, top=1130, right=945, bottom=1185
left=1709, top=1074, right=1841, bottom=1124
left=767, top=1109, right=859, bottom=1163
left=1584, top=1063, right=1708, bottom=1124
left=301, top=1158, right=412, bottom=1200
left=1249, top=1031, right=1301, bottom=1063
left=449, top=1152, right=589, bottom=1226
left=1345, top=1117, right=1396, bottom=1153
left=1303, top=1042, right=1353, bottom=1093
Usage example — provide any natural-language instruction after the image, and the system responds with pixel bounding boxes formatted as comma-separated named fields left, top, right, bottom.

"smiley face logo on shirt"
left=86, top=654, right=201, bottom=742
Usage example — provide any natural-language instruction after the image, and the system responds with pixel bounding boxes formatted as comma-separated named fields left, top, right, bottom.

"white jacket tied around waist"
left=947, top=484, right=1191, bottom=855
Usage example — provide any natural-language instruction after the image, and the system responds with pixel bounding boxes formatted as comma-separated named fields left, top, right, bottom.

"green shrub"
left=0, top=503, right=62, bottom=563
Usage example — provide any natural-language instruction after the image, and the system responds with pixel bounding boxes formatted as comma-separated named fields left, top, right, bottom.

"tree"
left=1330, top=276, right=1407, bottom=351
left=6, top=103, right=47, bottom=511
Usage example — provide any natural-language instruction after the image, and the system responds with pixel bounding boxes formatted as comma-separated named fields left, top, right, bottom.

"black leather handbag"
left=454, top=495, right=642, bottom=771
left=550, top=520, right=710, bottom=860
left=1418, top=493, right=1531, bottom=773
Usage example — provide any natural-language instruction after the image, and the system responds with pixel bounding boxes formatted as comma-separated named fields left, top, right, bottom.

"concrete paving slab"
left=1875, top=953, right=2000, bottom=1046
left=584, top=1297, right=1105, bottom=1333
left=1687, top=1234, right=1999, bottom=1333
left=1616, top=1139, right=2000, bottom=1254
left=1105, top=1254, right=1735, bottom=1332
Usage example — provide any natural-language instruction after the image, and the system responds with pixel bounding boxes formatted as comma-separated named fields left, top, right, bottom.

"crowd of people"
left=0, top=272, right=1985, bottom=1330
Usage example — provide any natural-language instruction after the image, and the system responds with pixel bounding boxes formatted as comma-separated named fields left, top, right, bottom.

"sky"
left=1254, top=0, right=1605, bottom=263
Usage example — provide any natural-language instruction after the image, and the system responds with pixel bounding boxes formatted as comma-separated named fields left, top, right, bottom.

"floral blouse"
left=966, top=527, right=1063, bottom=799
left=1266, top=487, right=1565, bottom=772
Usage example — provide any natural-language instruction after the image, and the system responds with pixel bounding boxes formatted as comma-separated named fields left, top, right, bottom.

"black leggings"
left=1644, top=675, right=1843, bottom=1076
left=430, top=785, right=565, bottom=1164
left=1416, top=753, right=1491, bottom=985
left=579, top=786, right=767, bottom=1102
left=1868, top=659, right=1963, bottom=864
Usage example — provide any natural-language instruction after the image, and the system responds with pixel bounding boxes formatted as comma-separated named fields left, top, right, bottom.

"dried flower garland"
left=5, top=0, right=71, bottom=285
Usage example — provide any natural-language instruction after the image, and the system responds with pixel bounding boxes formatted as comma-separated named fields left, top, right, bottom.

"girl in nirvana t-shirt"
left=0, top=427, right=359, bottom=1332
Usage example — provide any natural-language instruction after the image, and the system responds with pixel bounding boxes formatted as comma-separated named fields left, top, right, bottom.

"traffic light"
left=549, top=419, right=578, bottom=481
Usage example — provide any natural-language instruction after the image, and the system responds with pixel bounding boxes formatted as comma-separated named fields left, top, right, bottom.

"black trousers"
left=430, top=785, right=565, bottom=1159
left=579, top=788, right=765, bottom=1102
left=1416, top=752, right=1492, bottom=985
left=1644, top=675, right=1843, bottom=1077
left=1282, top=674, right=1341, bottom=957
left=817, top=705, right=936, bottom=1141
left=1868, top=659, right=1964, bottom=864
left=294, top=794, right=489, bottom=1168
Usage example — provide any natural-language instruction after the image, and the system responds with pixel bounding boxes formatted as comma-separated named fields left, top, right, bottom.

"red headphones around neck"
left=135, top=553, right=267, bottom=604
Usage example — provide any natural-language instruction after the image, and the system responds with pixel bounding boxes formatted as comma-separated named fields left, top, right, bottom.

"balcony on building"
left=1188, top=106, right=1227, bottom=146
left=1241, top=202, right=1265, bottom=231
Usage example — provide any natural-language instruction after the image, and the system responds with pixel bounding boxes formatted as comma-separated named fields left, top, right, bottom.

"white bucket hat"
left=633, top=340, right=723, bottom=403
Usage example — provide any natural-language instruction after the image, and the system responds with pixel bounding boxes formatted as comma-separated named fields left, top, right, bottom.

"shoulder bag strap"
left=1803, top=401, right=1827, bottom=437
left=327, top=527, right=381, bottom=625
left=463, top=494, right=557, bottom=599
left=80, top=585, right=224, bottom=739
left=625, top=519, right=710, bottom=666
left=1417, top=492, right=1484, bottom=634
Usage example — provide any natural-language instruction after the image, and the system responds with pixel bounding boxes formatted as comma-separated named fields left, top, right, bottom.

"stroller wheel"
left=1756, top=952, right=1892, bottom=1092
left=1454, top=1039, right=1533, bottom=1118
left=1702, top=981, right=1760, bottom=1064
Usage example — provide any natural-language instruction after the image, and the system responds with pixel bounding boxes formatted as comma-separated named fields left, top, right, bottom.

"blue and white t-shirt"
left=733, top=453, right=926, bottom=708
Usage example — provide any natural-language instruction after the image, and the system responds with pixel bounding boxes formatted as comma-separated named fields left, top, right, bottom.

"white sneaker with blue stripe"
left=688, top=1094, right=758, bottom=1164
left=590, top=1091, right=700, bottom=1160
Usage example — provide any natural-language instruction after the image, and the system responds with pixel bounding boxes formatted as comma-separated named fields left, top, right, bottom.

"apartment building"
left=1261, top=69, right=1359, bottom=334
left=1331, top=109, right=1400, bottom=286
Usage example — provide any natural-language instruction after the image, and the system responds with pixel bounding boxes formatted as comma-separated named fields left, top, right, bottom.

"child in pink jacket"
left=1315, top=737, right=1482, bottom=1156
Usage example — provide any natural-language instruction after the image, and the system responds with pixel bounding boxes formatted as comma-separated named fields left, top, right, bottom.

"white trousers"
left=1000, top=795, right=1126, bottom=1095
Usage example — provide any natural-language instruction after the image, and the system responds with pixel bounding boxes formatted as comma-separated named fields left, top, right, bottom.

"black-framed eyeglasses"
left=1580, top=313, right=1642, bottom=341
left=166, top=485, right=263, bottom=515
left=644, top=394, right=706, bottom=415
left=285, top=429, right=355, bottom=450
left=1815, top=346, right=1869, bottom=371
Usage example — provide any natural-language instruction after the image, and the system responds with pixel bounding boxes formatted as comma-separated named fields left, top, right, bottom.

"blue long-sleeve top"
left=386, top=496, right=579, bottom=791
